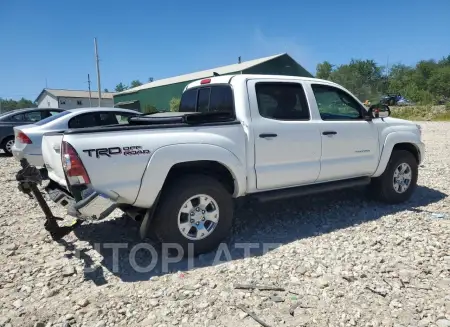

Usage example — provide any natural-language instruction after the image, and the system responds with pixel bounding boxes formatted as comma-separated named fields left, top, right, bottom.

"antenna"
left=94, top=37, right=102, bottom=107
left=87, top=74, right=92, bottom=107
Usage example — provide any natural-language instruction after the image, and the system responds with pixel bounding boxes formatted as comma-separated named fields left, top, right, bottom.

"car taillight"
left=61, top=141, right=91, bottom=185
left=16, top=131, right=32, bottom=144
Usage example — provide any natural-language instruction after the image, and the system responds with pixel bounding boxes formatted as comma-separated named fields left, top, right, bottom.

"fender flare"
left=133, top=143, right=246, bottom=208
left=372, top=131, right=422, bottom=177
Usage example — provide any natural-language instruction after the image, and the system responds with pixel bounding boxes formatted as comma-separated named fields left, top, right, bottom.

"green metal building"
left=114, top=53, right=313, bottom=112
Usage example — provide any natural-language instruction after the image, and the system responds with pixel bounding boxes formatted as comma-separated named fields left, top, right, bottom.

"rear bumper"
left=46, top=182, right=116, bottom=220
left=72, top=191, right=117, bottom=219
left=12, top=147, right=44, bottom=167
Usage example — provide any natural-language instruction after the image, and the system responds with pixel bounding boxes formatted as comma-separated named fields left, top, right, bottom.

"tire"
left=1, top=136, right=14, bottom=156
left=152, top=174, right=233, bottom=257
left=370, top=150, right=418, bottom=204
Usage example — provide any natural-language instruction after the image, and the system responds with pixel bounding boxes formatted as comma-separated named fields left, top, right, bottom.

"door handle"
left=259, top=133, right=278, bottom=138
left=322, top=131, right=337, bottom=135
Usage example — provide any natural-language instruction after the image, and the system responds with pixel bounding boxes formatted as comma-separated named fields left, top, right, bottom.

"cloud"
left=252, top=28, right=314, bottom=71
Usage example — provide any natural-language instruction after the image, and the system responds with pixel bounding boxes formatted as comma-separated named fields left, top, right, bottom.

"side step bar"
left=253, top=177, right=371, bottom=202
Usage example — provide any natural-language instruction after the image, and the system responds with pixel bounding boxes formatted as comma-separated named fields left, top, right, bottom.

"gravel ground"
left=0, top=122, right=449, bottom=327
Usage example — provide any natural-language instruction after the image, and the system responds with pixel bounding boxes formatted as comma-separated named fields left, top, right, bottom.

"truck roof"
left=185, top=74, right=341, bottom=90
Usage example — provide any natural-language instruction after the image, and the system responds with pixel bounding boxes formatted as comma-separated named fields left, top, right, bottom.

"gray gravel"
left=0, top=122, right=449, bottom=327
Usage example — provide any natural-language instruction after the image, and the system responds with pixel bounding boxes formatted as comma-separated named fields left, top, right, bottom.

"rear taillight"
left=61, top=141, right=91, bottom=185
left=16, top=131, right=32, bottom=144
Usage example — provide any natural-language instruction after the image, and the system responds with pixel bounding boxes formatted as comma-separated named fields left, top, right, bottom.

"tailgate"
left=42, top=133, right=67, bottom=187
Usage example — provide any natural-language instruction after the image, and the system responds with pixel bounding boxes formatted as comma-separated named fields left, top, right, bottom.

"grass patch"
left=390, top=105, right=450, bottom=121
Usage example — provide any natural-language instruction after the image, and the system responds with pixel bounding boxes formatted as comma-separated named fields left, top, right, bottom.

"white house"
left=35, top=89, right=116, bottom=109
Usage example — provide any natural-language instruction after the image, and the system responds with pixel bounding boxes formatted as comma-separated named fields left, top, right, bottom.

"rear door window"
left=68, top=113, right=98, bottom=129
left=255, top=82, right=310, bottom=120
left=97, top=112, right=119, bottom=126
left=10, top=114, right=25, bottom=122
left=24, top=111, right=44, bottom=122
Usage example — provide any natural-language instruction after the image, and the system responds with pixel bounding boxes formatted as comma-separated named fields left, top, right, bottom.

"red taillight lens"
left=61, top=141, right=91, bottom=185
left=16, top=131, right=32, bottom=144
left=200, top=78, right=211, bottom=84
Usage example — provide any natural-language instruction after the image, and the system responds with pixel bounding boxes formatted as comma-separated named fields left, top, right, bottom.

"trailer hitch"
left=16, top=158, right=82, bottom=240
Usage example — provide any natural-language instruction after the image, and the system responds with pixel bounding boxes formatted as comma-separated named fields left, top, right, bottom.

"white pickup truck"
left=40, top=74, right=424, bottom=255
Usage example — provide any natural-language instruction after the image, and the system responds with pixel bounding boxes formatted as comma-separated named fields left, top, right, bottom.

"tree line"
left=0, top=98, right=36, bottom=113
left=316, top=55, right=450, bottom=104
left=3, top=55, right=449, bottom=114
left=115, top=77, right=154, bottom=92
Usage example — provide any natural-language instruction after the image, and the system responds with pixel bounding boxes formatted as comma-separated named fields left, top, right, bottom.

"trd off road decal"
left=83, top=146, right=150, bottom=158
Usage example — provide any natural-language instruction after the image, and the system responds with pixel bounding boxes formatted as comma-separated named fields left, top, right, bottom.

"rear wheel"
left=1, top=136, right=14, bottom=156
left=152, top=174, right=233, bottom=257
left=370, top=150, right=418, bottom=204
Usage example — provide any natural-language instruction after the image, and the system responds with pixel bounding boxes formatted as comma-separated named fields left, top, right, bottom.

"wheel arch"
left=133, top=143, right=246, bottom=208
left=372, top=132, right=422, bottom=177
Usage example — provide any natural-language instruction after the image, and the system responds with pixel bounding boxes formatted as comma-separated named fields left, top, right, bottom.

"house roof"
left=117, top=53, right=287, bottom=95
left=36, top=89, right=116, bottom=103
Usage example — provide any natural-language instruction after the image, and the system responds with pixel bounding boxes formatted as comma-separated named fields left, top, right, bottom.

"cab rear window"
left=180, top=85, right=234, bottom=115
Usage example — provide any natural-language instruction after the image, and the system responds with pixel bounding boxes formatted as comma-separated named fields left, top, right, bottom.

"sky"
left=1, top=0, right=449, bottom=101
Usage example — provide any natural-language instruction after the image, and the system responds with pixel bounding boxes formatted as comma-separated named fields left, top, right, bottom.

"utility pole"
left=94, top=37, right=102, bottom=107
left=386, top=55, right=390, bottom=93
left=87, top=74, right=92, bottom=107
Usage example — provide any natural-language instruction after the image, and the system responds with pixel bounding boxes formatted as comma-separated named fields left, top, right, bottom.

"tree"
left=148, top=77, right=154, bottom=82
left=104, top=88, right=109, bottom=92
left=323, top=59, right=384, bottom=101
left=130, top=80, right=143, bottom=88
left=115, top=83, right=128, bottom=92
left=169, top=97, right=180, bottom=112
left=316, top=61, right=333, bottom=79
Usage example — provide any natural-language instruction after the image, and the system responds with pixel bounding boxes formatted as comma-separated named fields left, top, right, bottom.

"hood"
left=379, top=117, right=416, bottom=126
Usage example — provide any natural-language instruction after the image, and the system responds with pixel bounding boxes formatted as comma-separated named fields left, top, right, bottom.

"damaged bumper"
left=16, top=158, right=117, bottom=240
left=46, top=182, right=117, bottom=220
left=71, top=191, right=117, bottom=220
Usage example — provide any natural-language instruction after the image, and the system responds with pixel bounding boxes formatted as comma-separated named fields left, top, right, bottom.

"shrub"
left=169, top=97, right=180, bottom=112
left=143, top=104, right=157, bottom=114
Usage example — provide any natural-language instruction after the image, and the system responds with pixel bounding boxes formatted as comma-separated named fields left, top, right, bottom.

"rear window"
left=35, top=110, right=70, bottom=126
left=180, top=85, right=234, bottom=114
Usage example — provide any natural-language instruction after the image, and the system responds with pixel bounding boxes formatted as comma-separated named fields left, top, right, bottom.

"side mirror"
left=368, top=104, right=391, bottom=119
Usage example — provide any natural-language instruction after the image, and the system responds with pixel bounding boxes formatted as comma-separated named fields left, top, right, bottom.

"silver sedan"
left=11, top=107, right=140, bottom=167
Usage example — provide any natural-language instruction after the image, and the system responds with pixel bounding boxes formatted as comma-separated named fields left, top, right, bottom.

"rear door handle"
left=259, top=133, right=278, bottom=138
left=322, top=131, right=337, bottom=135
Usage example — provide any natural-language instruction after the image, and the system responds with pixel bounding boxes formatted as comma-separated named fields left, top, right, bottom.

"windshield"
left=34, top=110, right=70, bottom=126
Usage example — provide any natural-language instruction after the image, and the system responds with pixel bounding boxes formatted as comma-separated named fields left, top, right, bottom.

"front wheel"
left=370, top=150, right=418, bottom=204
left=152, top=174, right=233, bottom=256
